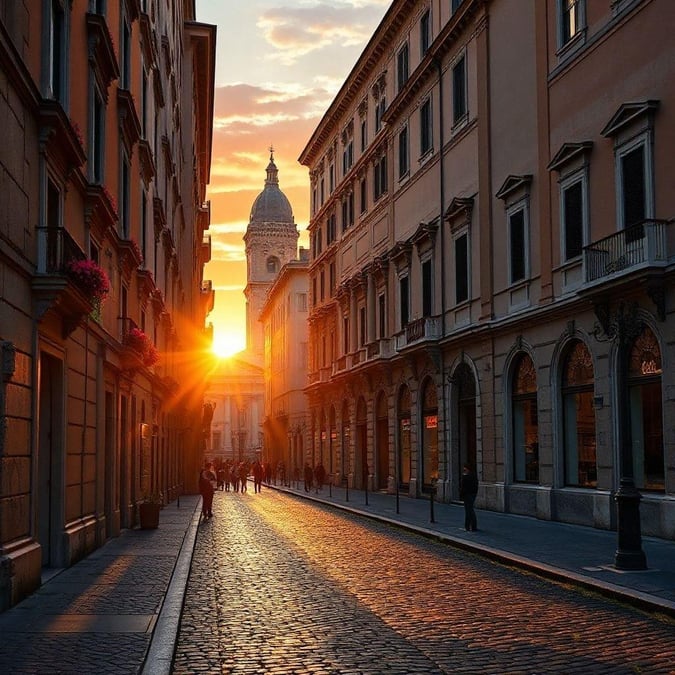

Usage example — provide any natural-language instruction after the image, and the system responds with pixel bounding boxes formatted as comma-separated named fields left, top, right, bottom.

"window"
left=561, top=174, right=585, bottom=260
left=141, top=68, right=148, bottom=137
left=378, top=292, right=386, bottom=338
left=559, top=0, right=584, bottom=47
left=47, top=0, right=66, bottom=102
left=420, top=98, right=432, bottom=156
left=512, top=354, right=538, bottom=483
left=374, top=155, right=387, bottom=200
left=399, top=275, right=409, bottom=328
left=329, top=163, right=335, bottom=193
left=619, top=142, right=648, bottom=229
left=312, top=277, right=317, bottom=305
left=398, top=125, right=409, bottom=179
left=343, top=316, right=350, bottom=354
left=329, top=263, right=336, bottom=297
left=121, top=17, right=131, bottom=89
left=452, top=55, right=467, bottom=125
left=397, top=43, right=409, bottom=93
left=328, top=212, right=336, bottom=243
left=360, top=118, right=367, bottom=152
left=342, top=140, right=353, bottom=174
left=320, top=177, right=325, bottom=205
left=359, top=306, right=366, bottom=346
left=420, top=9, right=431, bottom=56
left=297, top=293, right=307, bottom=312
left=508, top=203, right=528, bottom=284
left=421, top=379, right=439, bottom=484
left=422, top=259, right=432, bottom=316
left=455, top=233, right=469, bottom=303
left=628, top=326, right=664, bottom=491
left=267, top=256, right=280, bottom=274
left=562, top=341, right=596, bottom=488
left=342, top=199, right=348, bottom=233
left=320, top=269, right=325, bottom=301
left=375, top=94, right=386, bottom=133
left=121, top=154, right=130, bottom=237
left=360, top=177, right=367, bottom=214
left=91, top=87, right=105, bottom=183
left=141, top=190, right=148, bottom=263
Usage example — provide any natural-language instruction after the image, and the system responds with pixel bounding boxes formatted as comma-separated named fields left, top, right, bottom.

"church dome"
left=249, top=152, right=294, bottom=225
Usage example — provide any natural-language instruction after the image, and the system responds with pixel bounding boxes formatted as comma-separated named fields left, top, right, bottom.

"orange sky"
left=197, top=1, right=390, bottom=356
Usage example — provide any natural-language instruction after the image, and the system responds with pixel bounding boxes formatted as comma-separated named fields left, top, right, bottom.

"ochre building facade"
left=0, top=0, right=216, bottom=610
left=299, top=0, right=674, bottom=539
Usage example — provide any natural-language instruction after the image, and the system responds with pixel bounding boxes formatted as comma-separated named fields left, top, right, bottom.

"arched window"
left=267, top=256, right=280, bottom=274
left=628, top=326, right=664, bottom=491
left=562, top=341, right=596, bottom=487
left=398, top=385, right=411, bottom=485
left=512, top=354, right=538, bottom=483
left=421, top=378, right=439, bottom=485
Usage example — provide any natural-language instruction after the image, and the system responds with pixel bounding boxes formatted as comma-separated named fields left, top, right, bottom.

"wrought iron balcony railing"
left=583, top=219, right=672, bottom=284
left=36, top=226, right=87, bottom=275
left=396, top=316, right=442, bottom=350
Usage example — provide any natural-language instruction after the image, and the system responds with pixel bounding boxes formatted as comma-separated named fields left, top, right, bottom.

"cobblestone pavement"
left=173, top=490, right=675, bottom=675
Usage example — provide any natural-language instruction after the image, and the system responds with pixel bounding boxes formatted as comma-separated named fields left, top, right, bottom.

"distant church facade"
left=206, top=152, right=304, bottom=468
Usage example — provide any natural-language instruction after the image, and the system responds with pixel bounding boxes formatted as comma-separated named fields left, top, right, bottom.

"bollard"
left=396, top=480, right=400, bottom=515
left=429, top=481, right=435, bottom=524
left=365, top=475, right=369, bottom=506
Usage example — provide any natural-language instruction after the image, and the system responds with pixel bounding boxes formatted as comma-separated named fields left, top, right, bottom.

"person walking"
left=314, top=462, right=326, bottom=494
left=252, top=460, right=263, bottom=493
left=199, top=464, right=216, bottom=519
left=304, top=462, right=313, bottom=493
left=459, top=463, right=478, bottom=532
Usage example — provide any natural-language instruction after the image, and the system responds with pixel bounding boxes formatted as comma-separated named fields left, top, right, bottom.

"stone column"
left=366, top=268, right=376, bottom=344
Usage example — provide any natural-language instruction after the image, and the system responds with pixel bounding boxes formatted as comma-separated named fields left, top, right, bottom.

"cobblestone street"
left=173, top=490, right=675, bottom=674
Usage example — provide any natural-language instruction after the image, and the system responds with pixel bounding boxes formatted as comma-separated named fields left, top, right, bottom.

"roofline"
left=298, top=0, right=415, bottom=166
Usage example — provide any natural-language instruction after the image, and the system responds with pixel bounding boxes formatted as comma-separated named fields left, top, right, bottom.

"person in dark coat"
left=314, top=462, right=326, bottom=493
left=303, top=462, right=313, bottom=492
left=199, top=464, right=216, bottom=518
left=459, top=464, right=478, bottom=532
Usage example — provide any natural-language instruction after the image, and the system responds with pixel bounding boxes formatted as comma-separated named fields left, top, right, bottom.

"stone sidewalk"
left=0, top=495, right=200, bottom=675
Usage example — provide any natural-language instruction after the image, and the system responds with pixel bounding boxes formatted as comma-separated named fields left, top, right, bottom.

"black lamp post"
left=595, top=301, right=646, bottom=570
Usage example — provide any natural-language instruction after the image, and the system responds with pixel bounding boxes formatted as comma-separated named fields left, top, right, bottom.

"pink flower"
left=66, top=259, right=110, bottom=301
left=125, top=327, right=160, bottom=367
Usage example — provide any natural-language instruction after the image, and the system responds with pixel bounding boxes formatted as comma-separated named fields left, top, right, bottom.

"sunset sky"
left=196, top=0, right=390, bottom=356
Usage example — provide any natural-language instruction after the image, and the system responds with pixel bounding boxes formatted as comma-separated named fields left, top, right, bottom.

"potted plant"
left=139, top=491, right=162, bottom=529
left=65, top=258, right=110, bottom=304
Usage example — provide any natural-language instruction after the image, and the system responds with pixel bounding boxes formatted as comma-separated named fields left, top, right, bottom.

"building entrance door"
left=37, top=352, right=64, bottom=568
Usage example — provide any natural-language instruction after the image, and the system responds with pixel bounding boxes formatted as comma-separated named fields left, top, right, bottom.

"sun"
left=211, top=331, right=244, bottom=359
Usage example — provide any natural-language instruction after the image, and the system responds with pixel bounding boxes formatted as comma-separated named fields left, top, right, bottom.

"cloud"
left=258, top=2, right=389, bottom=64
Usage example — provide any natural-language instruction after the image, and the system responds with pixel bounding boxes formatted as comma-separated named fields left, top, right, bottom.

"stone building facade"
left=260, top=249, right=310, bottom=474
left=299, top=0, right=675, bottom=539
left=0, top=1, right=215, bottom=610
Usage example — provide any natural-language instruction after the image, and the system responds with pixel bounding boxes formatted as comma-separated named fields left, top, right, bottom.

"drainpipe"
left=435, top=55, right=448, bottom=501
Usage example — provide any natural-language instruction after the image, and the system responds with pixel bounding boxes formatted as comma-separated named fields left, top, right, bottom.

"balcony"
left=32, top=227, right=95, bottom=336
left=201, top=280, right=215, bottom=314
left=200, top=235, right=212, bottom=264
left=331, top=355, right=348, bottom=376
left=396, top=316, right=442, bottom=350
left=583, top=220, right=673, bottom=285
left=366, top=338, right=393, bottom=361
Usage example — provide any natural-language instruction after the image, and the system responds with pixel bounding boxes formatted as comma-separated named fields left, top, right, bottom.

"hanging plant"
left=66, top=259, right=110, bottom=303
